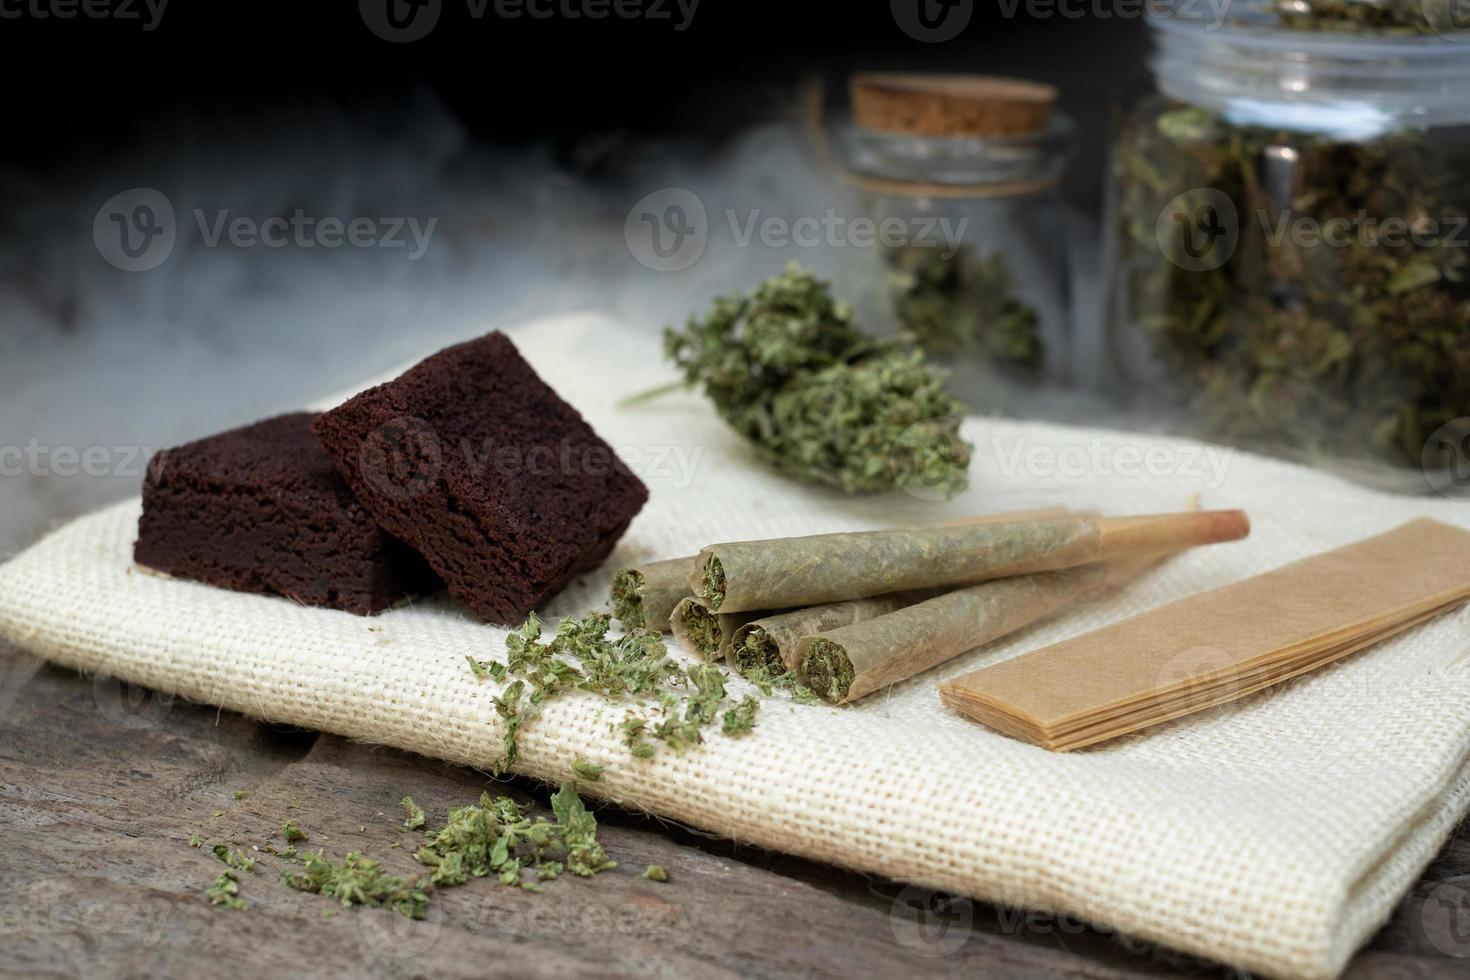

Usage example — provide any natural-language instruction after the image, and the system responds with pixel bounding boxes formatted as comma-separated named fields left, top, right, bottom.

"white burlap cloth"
left=4, top=314, right=1470, bottom=979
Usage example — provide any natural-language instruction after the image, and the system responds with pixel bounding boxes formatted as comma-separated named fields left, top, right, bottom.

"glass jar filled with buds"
left=831, top=72, right=1075, bottom=413
left=1103, top=0, right=1470, bottom=490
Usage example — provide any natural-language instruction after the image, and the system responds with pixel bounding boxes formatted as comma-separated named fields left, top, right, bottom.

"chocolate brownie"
left=135, top=412, right=440, bottom=615
left=312, top=331, right=649, bottom=625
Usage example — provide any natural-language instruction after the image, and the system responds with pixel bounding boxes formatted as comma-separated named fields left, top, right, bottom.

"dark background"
left=5, top=0, right=1146, bottom=207
left=0, top=1, right=1150, bottom=555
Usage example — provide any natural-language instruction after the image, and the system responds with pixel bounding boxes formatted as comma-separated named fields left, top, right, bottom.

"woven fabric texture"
left=3, top=314, right=1470, bottom=979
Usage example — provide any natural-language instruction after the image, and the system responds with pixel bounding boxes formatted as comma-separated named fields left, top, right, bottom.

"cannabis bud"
left=662, top=262, right=972, bottom=496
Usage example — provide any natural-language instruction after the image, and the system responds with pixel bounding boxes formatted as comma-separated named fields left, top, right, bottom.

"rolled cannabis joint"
left=610, top=556, right=696, bottom=632
left=797, top=564, right=1112, bottom=704
left=694, top=510, right=1248, bottom=614
left=729, top=592, right=928, bottom=677
left=669, top=596, right=764, bottom=662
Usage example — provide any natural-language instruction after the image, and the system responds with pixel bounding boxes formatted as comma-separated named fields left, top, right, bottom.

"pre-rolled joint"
left=731, top=623, right=787, bottom=677
left=697, top=554, right=727, bottom=610
left=801, top=638, right=855, bottom=704
left=672, top=597, right=725, bottom=661
left=610, top=568, right=646, bottom=629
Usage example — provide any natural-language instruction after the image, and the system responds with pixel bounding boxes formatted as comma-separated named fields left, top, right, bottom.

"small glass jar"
left=1103, top=2, right=1470, bottom=489
left=831, top=75, right=1075, bottom=413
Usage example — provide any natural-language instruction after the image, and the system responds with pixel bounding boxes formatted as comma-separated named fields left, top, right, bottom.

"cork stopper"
left=850, top=73, right=1057, bottom=139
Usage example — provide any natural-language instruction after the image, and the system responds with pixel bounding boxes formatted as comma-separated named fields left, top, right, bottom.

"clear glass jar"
left=1103, top=2, right=1470, bottom=490
left=832, top=92, right=1074, bottom=413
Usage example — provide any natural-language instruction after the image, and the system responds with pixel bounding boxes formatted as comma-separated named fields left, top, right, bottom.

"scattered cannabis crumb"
left=661, top=262, right=971, bottom=495
left=213, top=845, right=258, bottom=873
left=282, top=820, right=307, bottom=843
left=571, top=759, right=604, bottom=782
left=284, top=850, right=429, bottom=919
left=721, top=695, right=760, bottom=736
left=744, top=665, right=820, bottom=704
left=188, top=833, right=203, bottom=849
left=483, top=612, right=757, bottom=773
left=210, top=810, right=225, bottom=818
left=400, top=795, right=426, bottom=831
left=233, top=790, right=251, bottom=800
left=641, top=864, right=669, bottom=882
left=413, top=782, right=614, bottom=891
left=206, top=871, right=245, bottom=910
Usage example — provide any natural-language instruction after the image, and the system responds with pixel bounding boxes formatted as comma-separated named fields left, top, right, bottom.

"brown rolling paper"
left=610, top=556, right=695, bottom=632
left=797, top=565, right=1112, bottom=704
left=940, top=518, right=1470, bottom=751
left=728, top=592, right=927, bottom=678
left=669, top=597, right=766, bottom=662
left=693, top=510, right=1249, bottom=614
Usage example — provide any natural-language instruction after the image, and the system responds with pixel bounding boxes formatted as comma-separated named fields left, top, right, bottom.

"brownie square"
left=135, top=412, right=440, bottom=615
left=311, top=331, right=649, bottom=625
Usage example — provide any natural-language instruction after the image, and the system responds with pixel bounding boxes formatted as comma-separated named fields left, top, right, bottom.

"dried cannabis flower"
left=1113, top=101, right=1470, bottom=469
left=662, top=262, right=972, bottom=495
left=400, top=796, right=426, bottom=831
left=477, top=612, right=757, bottom=773
left=284, top=850, right=430, bottom=919
left=281, top=820, right=307, bottom=843
left=887, top=245, right=1044, bottom=375
left=641, top=864, right=669, bottom=882
left=206, top=871, right=245, bottom=910
left=213, top=845, right=258, bottom=873
left=413, top=781, right=614, bottom=890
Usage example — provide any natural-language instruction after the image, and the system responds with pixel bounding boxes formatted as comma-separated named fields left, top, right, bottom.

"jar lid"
left=850, top=73, right=1058, bottom=139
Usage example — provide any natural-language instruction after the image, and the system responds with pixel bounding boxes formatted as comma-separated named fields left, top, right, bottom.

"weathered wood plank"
left=1, top=645, right=1465, bottom=979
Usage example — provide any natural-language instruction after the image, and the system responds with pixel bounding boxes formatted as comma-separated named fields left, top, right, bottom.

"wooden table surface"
left=2, top=643, right=1468, bottom=980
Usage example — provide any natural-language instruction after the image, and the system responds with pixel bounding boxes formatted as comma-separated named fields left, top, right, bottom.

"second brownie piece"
left=312, top=331, right=649, bottom=625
